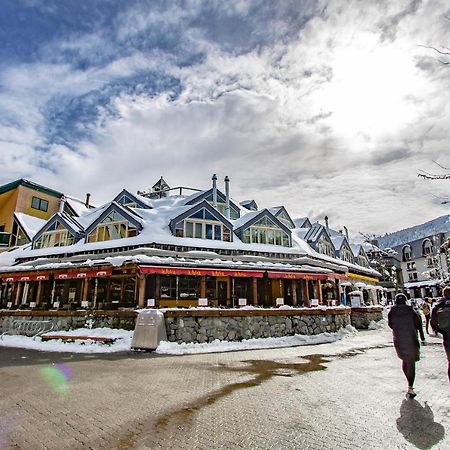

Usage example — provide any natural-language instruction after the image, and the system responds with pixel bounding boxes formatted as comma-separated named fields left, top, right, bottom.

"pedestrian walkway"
left=0, top=328, right=448, bottom=449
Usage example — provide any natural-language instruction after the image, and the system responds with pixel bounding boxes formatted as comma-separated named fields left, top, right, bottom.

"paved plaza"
left=1, top=329, right=449, bottom=450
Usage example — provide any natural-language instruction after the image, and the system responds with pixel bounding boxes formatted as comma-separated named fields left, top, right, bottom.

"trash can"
left=131, top=309, right=167, bottom=351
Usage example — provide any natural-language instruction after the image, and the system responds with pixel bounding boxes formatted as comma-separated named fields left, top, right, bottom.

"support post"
left=14, top=283, right=22, bottom=306
left=82, top=278, right=89, bottom=302
left=137, top=275, right=146, bottom=308
left=303, top=280, right=311, bottom=307
left=200, top=276, right=206, bottom=298
left=317, top=280, right=323, bottom=305
left=291, top=279, right=297, bottom=306
left=252, top=277, right=258, bottom=306
left=36, top=281, right=43, bottom=306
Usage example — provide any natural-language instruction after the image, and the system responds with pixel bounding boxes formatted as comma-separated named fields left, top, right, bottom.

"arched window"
left=402, top=245, right=412, bottom=261
left=422, top=239, right=433, bottom=256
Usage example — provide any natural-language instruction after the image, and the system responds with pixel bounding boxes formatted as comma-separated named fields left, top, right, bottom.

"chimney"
left=324, top=215, right=329, bottom=229
left=343, top=225, right=349, bottom=240
left=212, top=174, right=218, bottom=207
left=85, top=193, right=91, bottom=208
left=224, top=176, right=230, bottom=219
left=59, top=195, right=65, bottom=213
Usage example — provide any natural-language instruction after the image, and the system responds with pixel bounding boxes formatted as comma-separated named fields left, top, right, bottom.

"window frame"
left=31, top=196, right=49, bottom=212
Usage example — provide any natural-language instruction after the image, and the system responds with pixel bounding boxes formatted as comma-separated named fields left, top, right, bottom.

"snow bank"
left=368, top=319, right=386, bottom=330
left=0, top=327, right=133, bottom=353
left=155, top=325, right=358, bottom=355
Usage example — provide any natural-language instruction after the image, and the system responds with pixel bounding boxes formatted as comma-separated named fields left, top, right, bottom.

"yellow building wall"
left=0, top=188, right=20, bottom=232
left=16, top=185, right=61, bottom=220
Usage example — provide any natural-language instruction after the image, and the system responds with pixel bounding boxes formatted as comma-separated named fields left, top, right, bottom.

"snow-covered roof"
left=377, top=214, right=450, bottom=249
left=14, top=213, right=46, bottom=240
left=64, top=196, right=92, bottom=216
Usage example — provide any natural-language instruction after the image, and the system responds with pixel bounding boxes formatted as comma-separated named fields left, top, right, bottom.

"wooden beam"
left=35, top=281, right=43, bottom=306
left=291, top=279, right=297, bottom=306
left=252, top=277, right=258, bottom=306
left=137, top=275, right=146, bottom=308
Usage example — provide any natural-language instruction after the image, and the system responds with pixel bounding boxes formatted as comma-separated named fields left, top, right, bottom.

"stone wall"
left=163, top=308, right=351, bottom=344
left=350, top=307, right=384, bottom=329
left=0, top=310, right=137, bottom=332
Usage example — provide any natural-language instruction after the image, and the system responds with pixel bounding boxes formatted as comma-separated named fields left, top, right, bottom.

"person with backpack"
left=430, top=286, right=450, bottom=383
left=388, top=293, right=424, bottom=398
left=421, top=298, right=431, bottom=335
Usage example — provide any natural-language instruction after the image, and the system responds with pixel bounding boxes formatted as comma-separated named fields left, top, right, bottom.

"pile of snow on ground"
left=0, top=327, right=132, bottom=353
left=368, top=319, right=386, bottom=330
left=155, top=325, right=358, bottom=355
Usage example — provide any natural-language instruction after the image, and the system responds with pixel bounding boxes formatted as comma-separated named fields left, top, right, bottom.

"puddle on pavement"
left=116, top=345, right=391, bottom=449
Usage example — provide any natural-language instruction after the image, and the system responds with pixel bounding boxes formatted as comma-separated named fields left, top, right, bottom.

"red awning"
left=266, top=271, right=329, bottom=280
left=3, top=273, right=50, bottom=282
left=55, top=268, right=112, bottom=280
left=139, top=266, right=264, bottom=278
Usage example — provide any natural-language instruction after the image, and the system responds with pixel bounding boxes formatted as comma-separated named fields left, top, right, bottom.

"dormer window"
left=87, top=210, right=138, bottom=243
left=422, top=239, right=433, bottom=256
left=317, top=237, right=334, bottom=257
left=402, top=245, right=412, bottom=261
left=358, top=255, right=369, bottom=268
left=117, top=194, right=139, bottom=208
left=34, top=221, right=75, bottom=249
left=173, top=207, right=232, bottom=242
left=341, top=248, right=354, bottom=263
left=242, top=216, right=290, bottom=246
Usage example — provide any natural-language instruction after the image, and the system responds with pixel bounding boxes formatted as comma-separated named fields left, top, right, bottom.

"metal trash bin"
left=131, top=309, right=167, bottom=351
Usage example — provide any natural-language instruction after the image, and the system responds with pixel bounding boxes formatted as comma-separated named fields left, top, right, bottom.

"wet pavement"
left=0, top=328, right=449, bottom=449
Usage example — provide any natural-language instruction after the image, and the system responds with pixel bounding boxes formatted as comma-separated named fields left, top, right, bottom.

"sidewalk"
left=0, top=328, right=449, bottom=449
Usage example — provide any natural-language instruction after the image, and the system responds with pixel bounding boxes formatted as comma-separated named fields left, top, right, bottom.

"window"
left=33, top=221, right=75, bottom=249
left=160, top=276, right=177, bottom=298
left=117, top=194, right=139, bottom=208
left=31, top=196, right=48, bottom=212
left=406, top=261, right=416, bottom=271
left=176, top=208, right=232, bottom=242
left=341, top=248, right=354, bottom=263
left=422, top=239, right=433, bottom=256
left=402, top=245, right=412, bottom=261
left=87, top=210, right=138, bottom=243
left=317, top=237, right=334, bottom=257
left=277, top=211, right=293, bottom=229
left=10, top=219, right=29, bottom=247
left=408, top=272, right=418, bottom=281
left=242, top=216, right=290, bottom=247
left=358, top=255, right=369, bottom=268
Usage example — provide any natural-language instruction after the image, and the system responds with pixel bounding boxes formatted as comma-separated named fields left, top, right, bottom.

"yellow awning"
left=345, top=272, right=379, bottom=283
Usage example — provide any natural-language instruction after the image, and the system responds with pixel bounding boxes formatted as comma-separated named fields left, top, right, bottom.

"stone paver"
left=0, top=329, right=449, bottom=449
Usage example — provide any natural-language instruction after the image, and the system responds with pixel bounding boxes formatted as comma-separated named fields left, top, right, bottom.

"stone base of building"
left=350, top=306, right=384, bottom=329
left=164, top=308, right=351, bottom=344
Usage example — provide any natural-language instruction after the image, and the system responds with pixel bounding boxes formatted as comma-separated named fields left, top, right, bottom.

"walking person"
left=388, top=293, right=423, bottom=398
left=422, top=298, right=431, bottom=335
left=430, top=286, right=450, bottom=384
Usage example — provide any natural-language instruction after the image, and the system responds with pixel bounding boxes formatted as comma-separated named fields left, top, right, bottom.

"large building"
left=0, top=176, right=380, bottom=310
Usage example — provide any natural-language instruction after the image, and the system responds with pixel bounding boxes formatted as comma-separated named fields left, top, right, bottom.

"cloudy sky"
left=1, top=0, right=450, bottom=238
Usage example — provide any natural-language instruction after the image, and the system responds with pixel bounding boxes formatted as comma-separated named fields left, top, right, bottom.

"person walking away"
left=430, top=286, right=450, bottom=384
left=421, top=298, right=431, bottom=335
left=388, top=293, right=423, bottom=398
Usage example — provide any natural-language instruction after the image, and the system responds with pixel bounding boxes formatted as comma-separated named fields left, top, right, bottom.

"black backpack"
left=436, top=300, right=450, bottom=332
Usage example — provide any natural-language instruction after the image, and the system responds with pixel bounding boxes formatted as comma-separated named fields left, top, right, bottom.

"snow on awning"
left=139, top=266, right=264, bottom=278
left=266, top=271, right=329, bottom=280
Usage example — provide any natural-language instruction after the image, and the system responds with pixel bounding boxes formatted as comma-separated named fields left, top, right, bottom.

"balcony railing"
left=0, top=232, right=11, bottom=246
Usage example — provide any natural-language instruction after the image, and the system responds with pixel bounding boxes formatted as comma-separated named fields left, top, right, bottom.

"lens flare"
left=39, top=363, right=72, bottom=398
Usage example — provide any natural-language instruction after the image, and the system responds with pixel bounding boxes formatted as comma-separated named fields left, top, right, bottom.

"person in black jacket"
left=430, top=286, right=450, bottom=383
left=388, top=293, right=423, bottom=398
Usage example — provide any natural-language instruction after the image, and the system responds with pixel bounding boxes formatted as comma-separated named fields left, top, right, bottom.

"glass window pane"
left=214, top=224, right=221, bottom=240
left=204, top=210, right=216, bottom=221
left=205, top=223, right=213, bottom=239
left=195, top=223, right=203, bottom=238
left=190, top=210, right=204, bottom=219
left=185, top=222, right=193, bottom=237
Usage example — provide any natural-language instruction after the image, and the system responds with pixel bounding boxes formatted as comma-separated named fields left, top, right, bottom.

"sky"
left=1, top=0, right=450, bottom=238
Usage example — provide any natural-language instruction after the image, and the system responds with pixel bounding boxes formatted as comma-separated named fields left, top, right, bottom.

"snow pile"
left=155, top=325, right=358, bottom=355
left=368, top=319, right=386, bottom=330
left=0, top=327, right=133, bottom=353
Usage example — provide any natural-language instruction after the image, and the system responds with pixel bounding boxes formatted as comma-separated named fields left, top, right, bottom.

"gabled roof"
left=14, top=213, right=47, bottom=241
left=294, top=217, right=312, bottom=229
left=240, top=199, right=258, bottom=211
left=84, top=202, right=144, bottom=235
left=304, top=222, right=324, bottom=242
left=184, top=188, right=241, bottom=215
left=113, top=189, right=153, bottom=209
left=152, top=176, right=170, bottom=191
left=64, top=196, right=94, bottom=217
left=169, top=199, right=234, bottom=231
left=269, top=206, right=295, bottom=229
left=33, top=212, right=84, bottom=243
left=233, top=209, right=292, bottom=236
left=0, top=178, right=63, bottom=198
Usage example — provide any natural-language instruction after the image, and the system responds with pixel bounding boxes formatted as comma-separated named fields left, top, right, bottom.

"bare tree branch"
left=432, top=160, right=450, bottom=170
